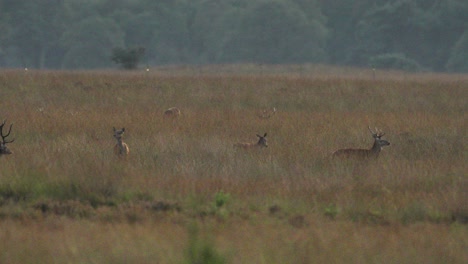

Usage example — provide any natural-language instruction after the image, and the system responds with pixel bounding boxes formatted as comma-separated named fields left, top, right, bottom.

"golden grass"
left=0, top=65, right=466, bottom=263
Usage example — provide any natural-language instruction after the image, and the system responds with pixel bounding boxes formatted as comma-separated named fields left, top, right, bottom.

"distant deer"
left=258, top=107, right=277, bottom=119
left=113, top=127, right=130, bottom=157
left=164, top=107, right=181, bottom=118
left=234, top=133, right=268, bottom=149
left=0, top=120, right=15, bottom=155
left=332, top=127, right=390, bottom=159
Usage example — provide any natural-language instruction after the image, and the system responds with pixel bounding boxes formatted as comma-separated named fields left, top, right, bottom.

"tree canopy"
left=0, top=0, right=466, bottom=72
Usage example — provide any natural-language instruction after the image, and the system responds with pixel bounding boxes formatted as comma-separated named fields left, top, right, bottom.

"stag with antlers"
left=332, top=127, right=390, bottom=159
left=0, top=120, right=15, bottom=155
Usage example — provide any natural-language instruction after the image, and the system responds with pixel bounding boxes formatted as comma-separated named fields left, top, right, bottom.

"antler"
left=368, top=126, right=385, bottom=138
left=377, top=129, right=385, bottom=137
left=0, top=120, right=15, bottom=144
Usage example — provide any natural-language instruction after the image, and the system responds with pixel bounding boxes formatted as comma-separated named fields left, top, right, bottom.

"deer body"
left=0, top=120, right=14, bottom=155
left=332, top=127, right=390, bottom=159
left=164, top=107, right=181, bottom=118
left=113, top=127, right=129, bottom=156
left=234, top=133, right=268, bottom=149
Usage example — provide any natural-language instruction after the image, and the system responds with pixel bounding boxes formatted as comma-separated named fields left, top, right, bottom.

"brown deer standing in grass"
left=234, top=133, right=268, bottom=149
left=332, top=127, right=390, bottom=159
left=113, top=127, right=130, bottom=157
left=164, top=107, right=181, bottom=118
left=0, top=120, right=15, bottom=155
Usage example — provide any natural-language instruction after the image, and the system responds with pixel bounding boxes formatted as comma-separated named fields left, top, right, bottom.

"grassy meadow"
left=0, top=65, right=467, bottom=263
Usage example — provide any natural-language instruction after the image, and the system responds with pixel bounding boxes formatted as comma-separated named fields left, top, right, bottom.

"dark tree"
left=111, top=47, right=146, bottom=70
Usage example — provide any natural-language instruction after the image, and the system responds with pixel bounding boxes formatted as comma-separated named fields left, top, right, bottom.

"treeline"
left=0, top=0, right=467, bottom=72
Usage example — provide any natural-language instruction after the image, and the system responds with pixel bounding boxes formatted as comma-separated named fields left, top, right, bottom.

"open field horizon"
left=0, top=65, right=467, bottom=263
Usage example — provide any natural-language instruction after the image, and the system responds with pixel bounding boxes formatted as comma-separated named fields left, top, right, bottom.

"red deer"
left=164, top=107, right=181, bottom=118
left=234, top=133, right=268, bottom=149
left=113, top=127, right=130, bottom=157
left=332, top=127, right=390, bottom=159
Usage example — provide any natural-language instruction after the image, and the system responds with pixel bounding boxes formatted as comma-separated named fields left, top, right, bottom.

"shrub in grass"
left=185, top=224, right=227, bottom=264
left=324, top=203, right=339, bottom=220
left=214, top=191, right=230, bottom=209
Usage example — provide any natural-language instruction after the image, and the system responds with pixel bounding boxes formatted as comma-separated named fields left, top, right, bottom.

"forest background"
left=0, top=0, right=467, bottom=72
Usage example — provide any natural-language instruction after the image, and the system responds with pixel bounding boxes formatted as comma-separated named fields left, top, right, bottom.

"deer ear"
left=113, top=127, right=116, bottom=132
left=122, top=128, right=125, bottom=132
left=264, top=133, right=267, bottom=137
left=257, top=134, right=261, bottom=138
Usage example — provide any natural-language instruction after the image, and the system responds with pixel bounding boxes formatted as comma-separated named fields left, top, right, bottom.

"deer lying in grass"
left=113, top=127, right=130, bottom=157
left=164, top=107, right=181, bottom=118
left=234, top=133, right=268, bottom=149
left=332, top=127, right=390, bottom=159
left=0, top=120, right=15, bottom=155
left=258, top=107, right=277, bottom=119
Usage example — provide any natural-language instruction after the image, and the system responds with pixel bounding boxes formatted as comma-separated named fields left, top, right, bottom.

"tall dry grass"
left=0, top=66, right=466, bottom=263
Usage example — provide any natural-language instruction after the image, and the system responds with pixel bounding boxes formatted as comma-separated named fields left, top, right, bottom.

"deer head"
left=368, top=126, right=390, bottom=150
left=256, top=133, right=268, bottom=147
left=0, top=120, right=15, bottom=155
left=113, top=127, right=126, bottom=140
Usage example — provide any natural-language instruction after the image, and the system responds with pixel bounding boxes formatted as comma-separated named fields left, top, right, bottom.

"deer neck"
left=370, top=140, right=382, bottom=155
left=116, top=138, right=125, bottom=149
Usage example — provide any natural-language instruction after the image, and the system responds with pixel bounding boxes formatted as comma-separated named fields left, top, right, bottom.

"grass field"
left=0, top=65, right=467, bottom=263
